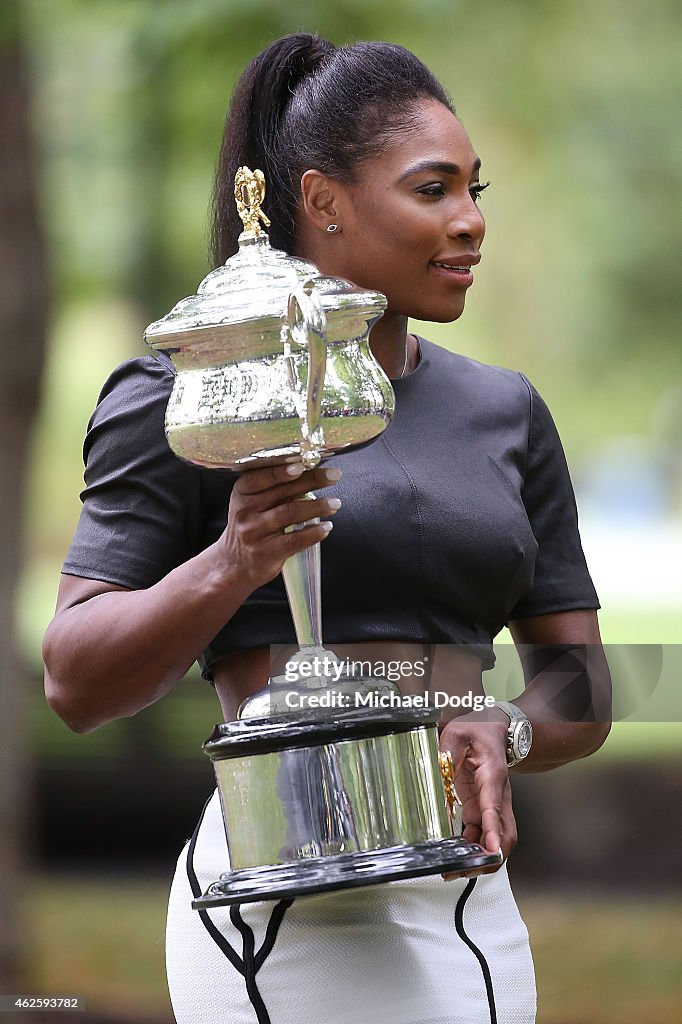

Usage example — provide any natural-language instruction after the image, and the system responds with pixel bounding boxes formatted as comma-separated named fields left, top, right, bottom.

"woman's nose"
left=446, top=198, right=486, bottom=246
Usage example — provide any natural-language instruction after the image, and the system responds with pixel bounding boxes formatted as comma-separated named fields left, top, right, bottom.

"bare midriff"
left=212, top=641, right=486, bottom=723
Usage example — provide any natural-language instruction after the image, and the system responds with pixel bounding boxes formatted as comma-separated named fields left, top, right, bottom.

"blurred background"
left=1, top=0, right=680, bottom=1021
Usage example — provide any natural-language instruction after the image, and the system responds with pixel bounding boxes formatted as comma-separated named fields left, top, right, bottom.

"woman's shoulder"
left=86, top=353, right=175, bottom=429
left=417, top=337, right=531, bottom=408
left=94, top=352, right=174, bottom=403
left=79, top=354, right=178, bottom=471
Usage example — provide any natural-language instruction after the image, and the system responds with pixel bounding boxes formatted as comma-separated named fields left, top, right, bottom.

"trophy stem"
left=281, top=491, right=323, bottom=648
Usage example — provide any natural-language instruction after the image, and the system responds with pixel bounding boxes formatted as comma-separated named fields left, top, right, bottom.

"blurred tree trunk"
left=0, top=0, right=49, bottom=994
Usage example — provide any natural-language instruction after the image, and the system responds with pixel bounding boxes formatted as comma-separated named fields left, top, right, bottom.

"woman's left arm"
left=439, top=608, right=611, bottom=861
left=504, top=607, right=612, bottom=773
left=440, top=377, right=611, bottom=857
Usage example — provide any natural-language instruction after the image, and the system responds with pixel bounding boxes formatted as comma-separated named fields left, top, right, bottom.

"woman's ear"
left=300, top=169, right=342, bottom=233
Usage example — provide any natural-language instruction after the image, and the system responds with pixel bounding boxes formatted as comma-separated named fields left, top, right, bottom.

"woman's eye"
left=416, top=183, right=446, bottom=198
left=469, top=180, right=491, bottom=203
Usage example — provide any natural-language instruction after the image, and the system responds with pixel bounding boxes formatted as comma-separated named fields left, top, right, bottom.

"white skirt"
left=166, top=790, right=536, bottom=1024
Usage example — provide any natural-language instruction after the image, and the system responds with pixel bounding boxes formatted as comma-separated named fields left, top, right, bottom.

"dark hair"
left=210, top=33, right=453, bottom=266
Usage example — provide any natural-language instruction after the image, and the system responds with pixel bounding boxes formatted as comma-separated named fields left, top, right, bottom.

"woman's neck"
left=368, top=310, right=413, bottom=379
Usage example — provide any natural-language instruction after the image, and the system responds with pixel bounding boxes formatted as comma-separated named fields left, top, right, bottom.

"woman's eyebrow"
left=398, top=157, right=482, bottom=182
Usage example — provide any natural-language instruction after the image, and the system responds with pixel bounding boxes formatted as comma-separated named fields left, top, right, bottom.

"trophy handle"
left=280, top=281, right=328, bottom=649
left=285, top=280, right=327, bottom=469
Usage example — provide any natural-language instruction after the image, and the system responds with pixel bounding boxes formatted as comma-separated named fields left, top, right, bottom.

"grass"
left=521, top=892, right=682, bottom=1024
left=25, top=873, right=682, bottom=1024
left=28, top=875, right=172, bottom=1023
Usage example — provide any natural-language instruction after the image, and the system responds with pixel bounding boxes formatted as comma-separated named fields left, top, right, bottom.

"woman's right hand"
left=218, top=461, right=342, bottom=592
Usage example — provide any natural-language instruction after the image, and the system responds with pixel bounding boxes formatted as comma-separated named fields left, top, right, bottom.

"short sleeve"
left=62, top=355, right=202, bottom=589
left=508, top=374, right=599, bottom=619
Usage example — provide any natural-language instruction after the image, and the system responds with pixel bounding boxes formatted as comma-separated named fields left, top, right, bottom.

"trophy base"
left=192, top=839, right=503, bottom=908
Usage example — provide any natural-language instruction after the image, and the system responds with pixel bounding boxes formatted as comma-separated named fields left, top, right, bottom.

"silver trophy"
left=145, top=168, right=501, bottom=906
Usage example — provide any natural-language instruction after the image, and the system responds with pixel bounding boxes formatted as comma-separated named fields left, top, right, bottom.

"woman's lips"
left=429, top=261, right=474, bottom=285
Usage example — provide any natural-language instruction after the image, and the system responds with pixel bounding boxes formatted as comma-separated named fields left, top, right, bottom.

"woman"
left=43, top=33, right=611, bottom=1024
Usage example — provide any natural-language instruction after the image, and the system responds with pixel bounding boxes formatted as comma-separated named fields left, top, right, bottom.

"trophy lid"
left=144, top=166, right=386, bottom=352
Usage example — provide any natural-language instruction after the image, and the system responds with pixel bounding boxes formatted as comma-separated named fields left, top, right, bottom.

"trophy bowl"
left=144, top=173, right=393, bottom=472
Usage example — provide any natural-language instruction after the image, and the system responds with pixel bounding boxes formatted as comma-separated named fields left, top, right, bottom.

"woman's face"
left=312, top=100, right=486, bottom=323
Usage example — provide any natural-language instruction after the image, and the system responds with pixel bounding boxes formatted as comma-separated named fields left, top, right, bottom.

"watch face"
left=516, top=721, right=533, bottom=758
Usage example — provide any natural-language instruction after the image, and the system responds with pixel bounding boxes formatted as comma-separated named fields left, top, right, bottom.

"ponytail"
left=210, top=33, right=335, bottom=264
left=210, top=35, right=452, bottom=266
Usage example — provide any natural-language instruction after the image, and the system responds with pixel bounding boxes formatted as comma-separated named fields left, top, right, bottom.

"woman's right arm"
left=43, top=461, right=340, bottom=734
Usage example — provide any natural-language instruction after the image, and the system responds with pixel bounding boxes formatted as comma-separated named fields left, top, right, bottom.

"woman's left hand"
left=439, top=711, right=516, bottom=876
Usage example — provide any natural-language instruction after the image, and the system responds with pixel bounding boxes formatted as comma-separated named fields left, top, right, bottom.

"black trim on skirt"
left=185, top=792, right=294, bottom=1023
left=454, top=879, right=498, bottom=1024
left=185, top=793, right=245, bottom=977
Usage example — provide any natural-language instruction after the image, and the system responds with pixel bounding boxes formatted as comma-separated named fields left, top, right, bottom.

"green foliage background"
left=22, top=0, right=682, bottom=662
left=20, top=0, right=682, bottom=716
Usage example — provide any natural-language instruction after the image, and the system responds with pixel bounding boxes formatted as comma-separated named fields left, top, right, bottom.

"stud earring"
left=326, top=223, right=339, bottom=233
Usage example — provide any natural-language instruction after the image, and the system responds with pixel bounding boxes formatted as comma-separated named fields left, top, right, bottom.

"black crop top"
left=62, top=338, right=599, bottom=677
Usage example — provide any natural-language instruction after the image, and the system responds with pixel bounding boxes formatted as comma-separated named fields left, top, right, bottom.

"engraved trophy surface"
left=145, top=168, right=502, bottom=906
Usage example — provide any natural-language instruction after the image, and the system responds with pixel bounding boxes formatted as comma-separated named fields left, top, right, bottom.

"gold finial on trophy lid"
left=235, top=166, right=272, bottom=240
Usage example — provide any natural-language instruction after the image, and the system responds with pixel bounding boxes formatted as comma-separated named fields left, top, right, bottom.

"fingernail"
left=327, top=498, right=342, bottom=510
left=324, top=467, right=342, bottom=481
left=320, top=521, right=333, bottom=532
left=286, top=463, right=305, bottom=476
